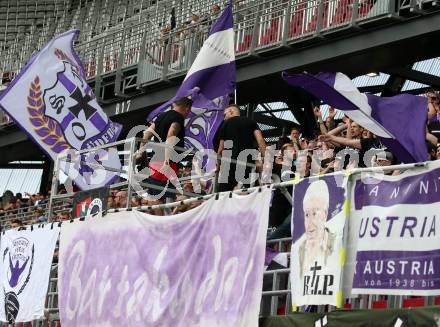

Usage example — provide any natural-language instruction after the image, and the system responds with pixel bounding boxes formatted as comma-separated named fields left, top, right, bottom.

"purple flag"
left=282, top=72, right=428, bottom=163
left=147, top=4, right=236, bottom=152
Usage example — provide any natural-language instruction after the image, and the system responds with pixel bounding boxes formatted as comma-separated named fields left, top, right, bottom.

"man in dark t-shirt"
left=216, top=104, right=266, bottom=192
left=140, top=97, right=192, bottom=202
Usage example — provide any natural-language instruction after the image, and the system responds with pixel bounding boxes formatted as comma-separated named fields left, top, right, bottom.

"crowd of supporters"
left=0, top=188, right=71, bottom=228
left=1, top=90, right=439, bottom=231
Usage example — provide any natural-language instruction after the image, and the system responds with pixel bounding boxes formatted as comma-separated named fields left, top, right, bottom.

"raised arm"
left=319, top=133, right=362, bottom=150
left=164, top=122, right=182, bottom=163
left=254, top=129, right=267, bottom=157
left=136, top=123, right=156, bottom=160
left=142, top=123, right=156, bottom=143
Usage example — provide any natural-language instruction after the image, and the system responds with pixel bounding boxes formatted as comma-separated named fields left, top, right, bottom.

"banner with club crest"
left=0, top=225, right=60, bottom=323
left=59, top=188, right=270, bottom=327
left=290, top=174, right=348, bottom=307
left=0, top=30, right=122, bottom=190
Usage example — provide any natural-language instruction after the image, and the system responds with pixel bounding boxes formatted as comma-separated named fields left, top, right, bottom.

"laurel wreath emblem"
left=27, top=76, right=71, bottom=153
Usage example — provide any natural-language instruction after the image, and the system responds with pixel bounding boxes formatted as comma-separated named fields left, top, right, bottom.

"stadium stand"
left=0, top=0, right=396, bottom=83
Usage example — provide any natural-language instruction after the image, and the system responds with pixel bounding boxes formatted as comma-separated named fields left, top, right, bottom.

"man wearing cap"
left=298, top=180, right=336, bottom=278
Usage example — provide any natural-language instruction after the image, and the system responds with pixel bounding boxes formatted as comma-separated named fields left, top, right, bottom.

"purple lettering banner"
left=58, top=189, right=271, bottom=327
left=350, top=161, right=440, bottom=296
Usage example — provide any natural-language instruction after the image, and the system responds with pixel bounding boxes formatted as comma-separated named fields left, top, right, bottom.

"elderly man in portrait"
left=298, top=180, right=336, bottom=278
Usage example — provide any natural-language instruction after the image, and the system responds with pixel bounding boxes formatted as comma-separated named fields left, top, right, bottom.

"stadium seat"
left=358, top=1, right=374, bottom=18
left=372, top=300, right=387, bottom=309
left=238, top=34, right=252, bottom=52
left=288, top=2, right=306, bottom=38
left=402, top=297, right=425, bottom=308
left=277, top=304, right=286, bottom=315
left=331, top=0, right=354, bottom=26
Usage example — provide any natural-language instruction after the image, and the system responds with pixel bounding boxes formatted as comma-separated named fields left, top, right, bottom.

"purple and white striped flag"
left=0, top=30, right=122, bottom=190
left=282, top=72, right=428, bottom=163
left=147, top=3, right=236, bottom=152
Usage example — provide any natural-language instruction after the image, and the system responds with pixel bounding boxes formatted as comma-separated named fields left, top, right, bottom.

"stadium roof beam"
left=262, top=127, right=284, bottom=139
left=358, top=85, right=387, bottom=94
left=0, top=163, right=44, bottom=169
left=384, top=66, right=440, bottom=89
left=259, top=103, right=278, bottom=119
left=381, top=72, right=407, bottom=97
left=253, top=112, right=296, bottom=129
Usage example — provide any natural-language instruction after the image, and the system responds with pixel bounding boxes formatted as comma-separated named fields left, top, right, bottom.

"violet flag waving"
left=282, top=72, right=428, bottom=163
left=0, top=30, right=122, bottom=189
left=147, top=3, right=235, bottom=152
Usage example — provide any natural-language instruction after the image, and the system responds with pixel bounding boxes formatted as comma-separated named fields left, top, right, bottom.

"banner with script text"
left=0, top=30, right=122, bottom=190
left=59, top=189, right=271, bottom=327
left=349, top=160, right=440, bottom=295
left=291, top=174, right=348, bottom=307
left=0, top=225, right=60, bottom=323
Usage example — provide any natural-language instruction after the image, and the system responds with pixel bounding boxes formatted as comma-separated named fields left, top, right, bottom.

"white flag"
left=0, top=225, right=60, bottom=322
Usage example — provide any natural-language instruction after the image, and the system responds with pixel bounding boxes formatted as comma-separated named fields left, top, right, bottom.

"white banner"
left=291, top=175, right=347, bottom=307
left=0, top=225, right=60, bottom=322
left=0, top=30, right=122, bottom=190
left=59, top=189, right=271, bottom=327
left=345, top=160, right=440, bottom=296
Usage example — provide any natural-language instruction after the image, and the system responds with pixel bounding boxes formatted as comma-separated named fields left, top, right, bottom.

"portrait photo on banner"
left=290, top=174, right=347, bottom=307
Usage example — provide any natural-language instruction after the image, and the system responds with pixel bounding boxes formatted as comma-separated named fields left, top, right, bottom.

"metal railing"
left=1, top=0, right=401, bottom=90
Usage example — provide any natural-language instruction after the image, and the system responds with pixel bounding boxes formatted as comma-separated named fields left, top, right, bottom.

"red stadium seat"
left=277, top=304, right=286, bottom=315
left=402, top=297, right=425, bottom=308
left=372, top=300, right=387, bottom=309
left=238, top=34, right=253, bottom=52
left=343, top=303, right=352, bottom=309
left=358, top=2, right=373, bottom=18
left=288, top=3, right=306, bottom=38
left=331, top=0, right=354, bottom=26
left=305, top=3, right=330, bottom=33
